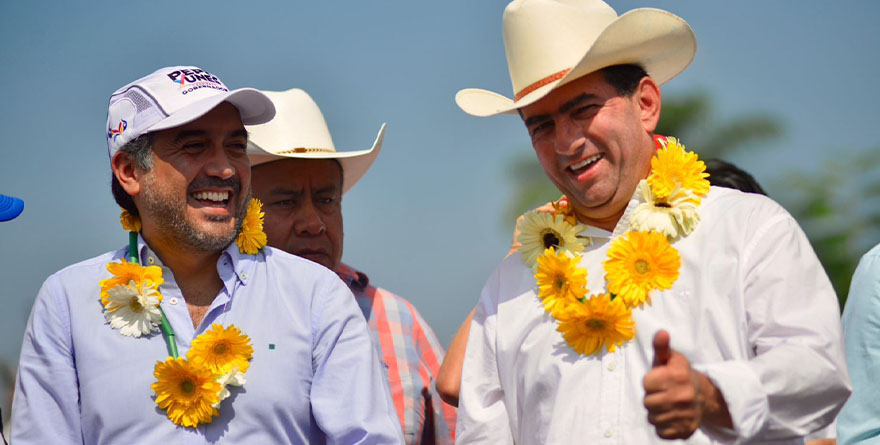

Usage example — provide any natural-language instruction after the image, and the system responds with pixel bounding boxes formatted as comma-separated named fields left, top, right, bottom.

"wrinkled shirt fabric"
left=456, top=187, right=850, bottom=445
left=12, top=238, right=403, bottom=444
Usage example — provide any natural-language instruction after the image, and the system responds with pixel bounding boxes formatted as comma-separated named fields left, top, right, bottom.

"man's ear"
left=635, top=77, right=662, bottom=133
left=111, top=151, right=142, bottom=197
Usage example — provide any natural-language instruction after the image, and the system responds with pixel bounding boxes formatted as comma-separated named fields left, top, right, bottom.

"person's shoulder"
left=47, top=248, right=126, bottom=284
left=257, top=246, right=349, bottom=299
left=702, top=185, right=787, bottom=218
left=261, top=246, right=339, bottom=278
left=860, top=242, right=880, bottom=262
left=699, top=186, right=795, bottom=232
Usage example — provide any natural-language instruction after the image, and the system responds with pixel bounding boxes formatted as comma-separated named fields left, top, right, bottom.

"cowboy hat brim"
left=456, top=8, right=696, bottom=117
left=249, top=123, right=385, bottom=194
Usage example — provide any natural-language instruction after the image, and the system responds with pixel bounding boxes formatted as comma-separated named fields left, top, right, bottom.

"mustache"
left=187, top=176, right=242, bottom=194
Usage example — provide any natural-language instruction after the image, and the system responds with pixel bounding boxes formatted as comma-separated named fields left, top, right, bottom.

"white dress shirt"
left=456, top=186, right=850, bottom=445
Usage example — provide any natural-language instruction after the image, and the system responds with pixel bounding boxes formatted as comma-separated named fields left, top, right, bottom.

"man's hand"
left=643, top=330, right=732, bottom=440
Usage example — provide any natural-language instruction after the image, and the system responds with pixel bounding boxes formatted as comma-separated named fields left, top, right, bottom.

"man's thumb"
left=652, top=330, right=672, bottom=367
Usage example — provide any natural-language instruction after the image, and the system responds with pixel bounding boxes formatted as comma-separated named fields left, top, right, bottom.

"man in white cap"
left=12, top=67, right=402, bottom=444
left=247, top=88, right=457, bottom=444
left=453, top=1, right=850, bottom=443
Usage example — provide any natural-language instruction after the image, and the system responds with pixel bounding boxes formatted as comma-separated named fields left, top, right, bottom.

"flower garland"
left=515, top=137, right=709, bottom=356
left=100, top=198, right=267, bottom=427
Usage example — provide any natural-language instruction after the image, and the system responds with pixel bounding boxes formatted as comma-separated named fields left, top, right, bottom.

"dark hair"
left=601, top=64, right=648, bottom=97
left=704, top=159, right=767, bottom=196
left=110, top=134, right=154, bottom=215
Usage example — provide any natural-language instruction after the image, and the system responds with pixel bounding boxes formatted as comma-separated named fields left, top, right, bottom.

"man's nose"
left=294, top=200, right=326, bottom=236
left=204, top=145, right=236, bottom=180
left=555, top=118, right=585, bottom=156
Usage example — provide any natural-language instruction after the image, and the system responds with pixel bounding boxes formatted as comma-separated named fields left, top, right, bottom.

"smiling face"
left=134, top=102, right=251, bottom=253
left=250, top=158, right=344, bottom=271
left=519, top=71, right=661, bottom=230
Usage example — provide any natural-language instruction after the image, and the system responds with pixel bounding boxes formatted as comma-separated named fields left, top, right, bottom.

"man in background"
left=248, top=88, right=456, bottom=444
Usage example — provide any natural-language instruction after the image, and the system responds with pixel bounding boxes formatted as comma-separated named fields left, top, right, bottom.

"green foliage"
left=780, top=148, right=880, bottom=309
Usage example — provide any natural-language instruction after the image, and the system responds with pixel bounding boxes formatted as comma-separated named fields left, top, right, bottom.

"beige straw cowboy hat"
left=456, top=0, right=696, bottom=117
left=247, top=88, right=385, bottom=194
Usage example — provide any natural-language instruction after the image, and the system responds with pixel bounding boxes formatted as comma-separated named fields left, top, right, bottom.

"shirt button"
left=604, top=428, right=614, bottom=438
left=169, top=297, right=179, bottom=305
left=241, top=272, right=247, bottom=280
left=147, top=256, right=155, bottom=265
left=607, top=361, right=617, bottom=371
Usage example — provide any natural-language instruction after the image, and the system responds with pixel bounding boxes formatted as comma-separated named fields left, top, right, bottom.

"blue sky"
left=1, top=0, right=878, bottom=373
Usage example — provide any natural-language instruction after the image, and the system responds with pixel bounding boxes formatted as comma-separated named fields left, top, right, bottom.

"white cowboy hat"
left=456, top=0, right=696, bottom=117
left=246, top=88, right=385, bottom=194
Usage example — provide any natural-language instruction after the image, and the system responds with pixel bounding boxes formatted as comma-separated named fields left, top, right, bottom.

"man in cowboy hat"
left=453, top=0, right=850, bottom=443
left=247, top=88, right=457, bottom=444
left=12, top=67, right=402, bottom=444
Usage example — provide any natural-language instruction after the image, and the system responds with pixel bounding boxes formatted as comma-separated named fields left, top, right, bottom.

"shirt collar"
left=577, top=182, right=645, bottom=240
left=135, top=235, right=255, bottom=289
left=336, top=263, right=370, bottom=291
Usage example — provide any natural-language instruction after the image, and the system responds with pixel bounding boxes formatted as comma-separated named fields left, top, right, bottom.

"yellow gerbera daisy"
left=152, top=357, right=221, bottom=428
left=187, top=324, right=254, bottom=375
left=648, top=137, right=710, bottom=200
left=517, top=210, right=588, bottom=268
left=630, top=180, right=701, bottom=240
left=98, top=259, right=163, bottom=307
left=556, top=293, right=635, bottom=356
left=534, top=247, right=588, bottom=316
left=604, top=231, right=681, bottom=307
left=119, top=208, right=141, bottom=232
left=236, top=198, right=267, bottom=255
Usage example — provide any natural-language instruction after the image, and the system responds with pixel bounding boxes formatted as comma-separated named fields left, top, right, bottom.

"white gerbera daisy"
left=213, top=368, right=247, bottom=409
left=104, top=281, right=162, bottom=337
left=516, top=210, right=589, bottom=268
left=630, top=180, right=701, bottom=240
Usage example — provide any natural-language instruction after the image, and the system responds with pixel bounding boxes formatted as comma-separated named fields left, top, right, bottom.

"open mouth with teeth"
left=568, top=153, right=604, bottom=176
left=191, top=190, right=231, bottom=210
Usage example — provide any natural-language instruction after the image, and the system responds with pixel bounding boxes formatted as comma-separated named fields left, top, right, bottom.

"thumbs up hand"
left=642, top=330, right=732, bottom=439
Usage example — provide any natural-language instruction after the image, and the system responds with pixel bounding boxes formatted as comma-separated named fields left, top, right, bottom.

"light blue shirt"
left=839, top=243, right=880, bottom=444
left=12, top=238, right=403, bottom=444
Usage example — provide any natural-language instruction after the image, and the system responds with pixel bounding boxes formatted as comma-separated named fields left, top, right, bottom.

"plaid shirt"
left=337, top=264, right=456, bottom=444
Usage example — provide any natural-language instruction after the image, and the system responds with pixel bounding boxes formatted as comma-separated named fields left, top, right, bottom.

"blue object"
left=0, top=194, right=24, bottom=221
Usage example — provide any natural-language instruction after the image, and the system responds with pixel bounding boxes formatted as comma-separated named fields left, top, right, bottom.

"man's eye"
left=530, top=122, right=554, bottom=138
left=572, top=105, right=597, bottom=119
left=182, top=142, right=205, bottom=152
left=228, top=143, right=248, bottom=154
left=317, top=197, right=336, bottom=205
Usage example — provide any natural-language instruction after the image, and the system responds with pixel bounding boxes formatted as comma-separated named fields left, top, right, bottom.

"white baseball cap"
left=106, top=66, right=276, bottom=158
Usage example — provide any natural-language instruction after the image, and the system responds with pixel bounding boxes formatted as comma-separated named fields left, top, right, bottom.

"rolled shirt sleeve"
left=700, top=211, right=851, bottom=441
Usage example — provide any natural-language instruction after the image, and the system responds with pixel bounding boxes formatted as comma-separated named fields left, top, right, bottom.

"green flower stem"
left=158, top=307, right=178, bottom=359
left=127, top=230, right=179, bottom=358
left=128, top=231, right=138, bottom=263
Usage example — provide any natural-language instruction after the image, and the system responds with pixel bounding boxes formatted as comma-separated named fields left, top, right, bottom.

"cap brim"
left=249, top=123, right=385, bottom=194
left=0, top=194, right=25, bottom=222
left=456, top=8, right=695, bottom=117
left=149, top=87, right=276, bottom=133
